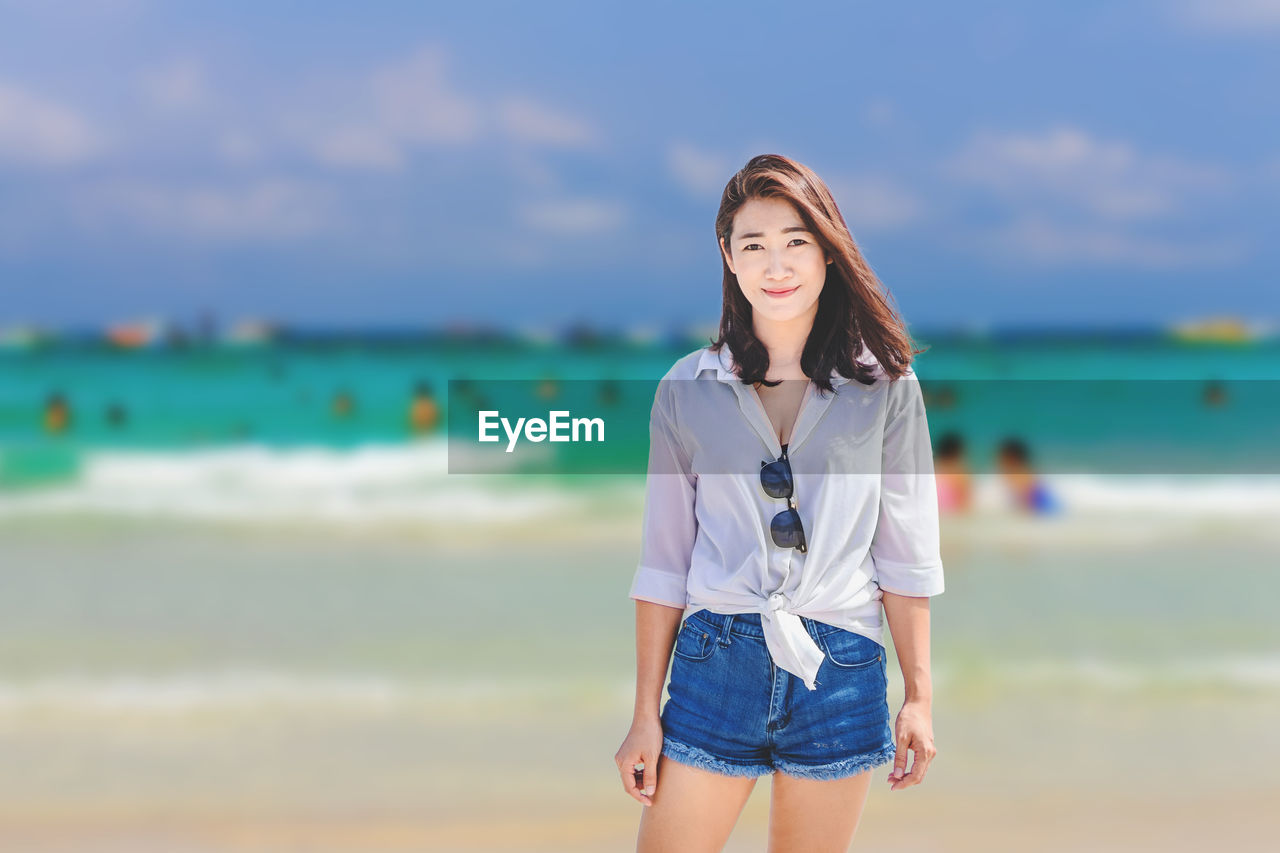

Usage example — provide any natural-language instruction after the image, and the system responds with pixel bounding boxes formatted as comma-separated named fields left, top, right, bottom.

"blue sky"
left=0, top=0, right=1277, bottom=332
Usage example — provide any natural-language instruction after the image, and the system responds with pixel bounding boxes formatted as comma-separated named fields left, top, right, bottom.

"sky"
left=0, top=0, right=1278, bottom=333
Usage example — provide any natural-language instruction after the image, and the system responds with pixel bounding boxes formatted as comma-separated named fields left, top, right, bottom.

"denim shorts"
left=659, top=608, right=896, bottom=780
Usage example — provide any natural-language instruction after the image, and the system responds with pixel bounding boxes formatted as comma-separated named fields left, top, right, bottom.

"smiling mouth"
left=763, top=285, right=799, bottom=297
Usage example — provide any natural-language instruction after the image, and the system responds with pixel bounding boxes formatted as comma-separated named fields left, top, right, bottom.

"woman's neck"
left=753, top=314, right=813, bottom=380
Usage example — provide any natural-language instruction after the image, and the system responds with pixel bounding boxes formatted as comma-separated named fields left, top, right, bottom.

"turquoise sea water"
left=2, top=330, right=1278, bottom=489
left=4, top=332, right=1280, bottom=443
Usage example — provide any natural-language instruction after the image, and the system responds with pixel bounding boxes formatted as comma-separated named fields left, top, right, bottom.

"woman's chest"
left=754, top=381, right=808, bottom=445
left=676, top=384, right=886, bottom=476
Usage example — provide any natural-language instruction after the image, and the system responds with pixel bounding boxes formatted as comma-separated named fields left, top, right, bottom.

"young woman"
left=614, top=154, right=944, bottom=852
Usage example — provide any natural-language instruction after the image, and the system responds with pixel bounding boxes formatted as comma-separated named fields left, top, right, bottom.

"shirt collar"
left=697, top=344, right=854, bottom=387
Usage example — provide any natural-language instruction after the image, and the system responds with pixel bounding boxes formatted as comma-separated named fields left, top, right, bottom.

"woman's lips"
left=763, top=285, right=799, bottom=298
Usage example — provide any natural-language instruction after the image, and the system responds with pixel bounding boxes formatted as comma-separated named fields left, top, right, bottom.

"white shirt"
left=628, top=343, right=945, bottom=691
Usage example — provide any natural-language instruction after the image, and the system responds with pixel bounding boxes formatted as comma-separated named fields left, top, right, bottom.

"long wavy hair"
left=710, top=153, right=925, bottom=392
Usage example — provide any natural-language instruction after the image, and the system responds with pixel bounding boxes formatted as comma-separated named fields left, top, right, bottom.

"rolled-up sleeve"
left=628, top=379, right=697, bottom=609
left=871, top=369, right=945, bottom=597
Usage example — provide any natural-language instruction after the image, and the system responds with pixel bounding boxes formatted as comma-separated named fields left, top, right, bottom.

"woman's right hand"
left=615, top=715, right=664, bottom=807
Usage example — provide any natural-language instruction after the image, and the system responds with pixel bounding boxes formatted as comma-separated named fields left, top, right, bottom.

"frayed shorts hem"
left=661, top=735, right=897, bottom=781
left=661, top=735, right=773, bottom=778
left=773, top=741, right=898, bottom=781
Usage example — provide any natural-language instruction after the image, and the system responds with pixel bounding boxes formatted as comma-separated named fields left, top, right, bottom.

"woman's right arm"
left=633, top=600, right=683, bottom=721
left=616, top=600, right=682, bottom=806
left=617, top=379, right=697, bottom=805
left=627, top=378, right=698, bottom=609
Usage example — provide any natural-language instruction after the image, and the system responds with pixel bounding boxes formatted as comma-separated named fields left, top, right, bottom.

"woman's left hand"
left=887, top=698, right=935, bottom=790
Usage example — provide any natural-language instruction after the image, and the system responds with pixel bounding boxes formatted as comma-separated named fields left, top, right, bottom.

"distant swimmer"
left=410, top=380, right=440, bottom=433
left=597, top=378, right=622, bottom=407
left=332, top=388, right=356, bottom=418
left=1202, top=379, right=1227, bottom=408
left=453, top=377, right=476, bottom=399
left=996, top=437, right=1060, bottom=515
left=934, top=431, right=972, bottom=515
left=43, top=391, right=72, bottom=434
left=536, top=377, right=560, bottom=401
left=105, top=400, right=128, bottom=428
left=923, top=383, right=957, bottom=410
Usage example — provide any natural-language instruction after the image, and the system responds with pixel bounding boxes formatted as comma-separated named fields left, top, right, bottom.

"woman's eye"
left=742, top=239, right=808, bottom=251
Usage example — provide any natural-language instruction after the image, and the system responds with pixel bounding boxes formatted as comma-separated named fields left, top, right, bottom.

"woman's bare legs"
left=636, top=756, right=874, bottom=852
left=636, top=752, right=759, bottom=853
left=767, top=767, right=873, bottom=852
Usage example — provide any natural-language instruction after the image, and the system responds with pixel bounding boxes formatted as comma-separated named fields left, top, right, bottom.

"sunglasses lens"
left=770, top=508, right=806, bottom=550
left=760, top=461, right=792, bottom=499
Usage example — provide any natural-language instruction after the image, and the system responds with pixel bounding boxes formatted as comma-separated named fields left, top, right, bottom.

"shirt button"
left=768, top=593, right=785, bottom=610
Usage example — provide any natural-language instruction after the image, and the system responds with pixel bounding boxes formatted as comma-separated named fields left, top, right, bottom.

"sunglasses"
left=759, top=444, right=808, bottom=553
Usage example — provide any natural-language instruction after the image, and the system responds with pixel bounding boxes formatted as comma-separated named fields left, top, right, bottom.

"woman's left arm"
left=881, top=590, right=936, bottom=791
left=872, top=368, right=944, bottom=791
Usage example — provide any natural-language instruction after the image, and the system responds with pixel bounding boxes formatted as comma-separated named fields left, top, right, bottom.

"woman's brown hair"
left=710, top=153, right=925, bottom=392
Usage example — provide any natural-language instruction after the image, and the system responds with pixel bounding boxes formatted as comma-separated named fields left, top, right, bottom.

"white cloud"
left=78, top=178, right=337, bottom=242
left=862, top=97, right=899, bottom=130
left=312, top=126, right=404, bottom=171
left=288, top=45, right=479, bottom=172
left=943, top=125, right=1231, bottom=221
left=503, top=149, right=561, bottom=190
left=496, top=96, right=597, bottom=146
left=300, top=44, right=597, bottom=172
left=827, top=174, right=925, bottom=230
left=0, top=0, right=147, bottom=20
left=1172, top=0, right=1280, bottom=33
left=139, top=58, right=210, bottom=111
left=369, top=45, right=481, bottom=146
left=666, top=142, right=733, bottom=198
left=939, top=125, right=1246, bottom=270
left=958, top=213, right=1248, bottom=270
left=516, top=198, right=627, bottom=235
left=1261, top=152, right=1280, bottom=182
left=0, top=80, right=103, bottom=166
left=216, top=129, right=264, bottom=165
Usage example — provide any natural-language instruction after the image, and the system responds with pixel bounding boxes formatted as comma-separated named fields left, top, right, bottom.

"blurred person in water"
left=43, top=391, right=71, bottom=434
left=105, top=400, right=128, bottom=429
left=933, top=431, right=972, bottom=515
left=332, top=388, right=357, bottom=419
left=996, top=436, right=1060, bottom=515
left=409, top=380, right=440, bottom=433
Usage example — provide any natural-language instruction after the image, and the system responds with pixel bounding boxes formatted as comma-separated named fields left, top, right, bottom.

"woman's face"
left=720, top=196, right=831, bottom=327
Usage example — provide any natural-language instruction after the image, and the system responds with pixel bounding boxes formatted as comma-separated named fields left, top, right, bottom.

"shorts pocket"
left=672, top=617, right=716, bottom=662
left=817, top=629, right=882, bottom=669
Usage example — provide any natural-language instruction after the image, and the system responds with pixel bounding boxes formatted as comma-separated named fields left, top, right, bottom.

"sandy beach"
left=1, top=507, right=1277, bottom=851
left=2, top=671, right=1277, bottom=851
